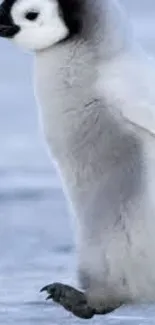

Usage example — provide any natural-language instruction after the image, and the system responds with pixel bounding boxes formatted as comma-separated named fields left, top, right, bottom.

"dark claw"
left=46, top=294, right=53, bottom=300
left=40, top=283, right=63, bottom=303
left=40, top=283, right=58, bottom=294
left=40, top=285, right=49, bottom=293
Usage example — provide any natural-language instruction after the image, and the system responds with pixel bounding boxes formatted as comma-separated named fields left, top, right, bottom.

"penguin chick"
left=1, top=0, right=155, bottom=319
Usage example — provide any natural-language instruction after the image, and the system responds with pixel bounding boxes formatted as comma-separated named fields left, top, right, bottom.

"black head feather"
left=57, top=0, right=83, bottom=37
left=0, top=0, right=20, bottom=37
left=0, top=0, right=83, bottom=38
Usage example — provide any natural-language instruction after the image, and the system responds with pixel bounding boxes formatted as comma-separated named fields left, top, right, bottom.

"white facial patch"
left=10, top=0, right=69, bottom=50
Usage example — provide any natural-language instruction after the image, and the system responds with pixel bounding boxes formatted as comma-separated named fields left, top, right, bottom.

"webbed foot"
left=40, top=282, right=95, bottom=319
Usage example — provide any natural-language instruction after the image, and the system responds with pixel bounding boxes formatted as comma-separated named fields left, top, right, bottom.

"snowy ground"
left=0, top=0, right=155, bottom=324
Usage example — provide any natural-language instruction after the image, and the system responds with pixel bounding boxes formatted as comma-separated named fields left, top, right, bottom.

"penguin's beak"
left=0, top=5, right=20, bottom=38
left=0, top=24, right=19, bottom=37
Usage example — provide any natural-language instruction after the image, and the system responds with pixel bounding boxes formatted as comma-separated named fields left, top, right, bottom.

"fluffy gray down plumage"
left=0, top=0, right=155, bottom=314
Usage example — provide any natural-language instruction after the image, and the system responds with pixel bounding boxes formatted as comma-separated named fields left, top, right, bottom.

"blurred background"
left=0, top=0, right=155, bottom=324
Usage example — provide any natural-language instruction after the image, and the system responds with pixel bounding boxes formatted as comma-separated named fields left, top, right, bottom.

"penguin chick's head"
left=0, top=0, right=82, bottom=50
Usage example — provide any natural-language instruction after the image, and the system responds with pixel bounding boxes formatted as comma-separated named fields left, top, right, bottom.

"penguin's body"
left=1, top=0, right=155, bottom=317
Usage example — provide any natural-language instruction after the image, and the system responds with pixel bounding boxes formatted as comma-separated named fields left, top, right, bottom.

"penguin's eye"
left=25, top=11, right=39, bottom=21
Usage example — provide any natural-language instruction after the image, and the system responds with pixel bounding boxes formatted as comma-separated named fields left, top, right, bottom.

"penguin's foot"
left=40, top=282, right=95, bottom=319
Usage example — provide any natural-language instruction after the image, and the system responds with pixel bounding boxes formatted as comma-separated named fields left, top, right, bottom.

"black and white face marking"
left=0, top=0, right=82, bottom=51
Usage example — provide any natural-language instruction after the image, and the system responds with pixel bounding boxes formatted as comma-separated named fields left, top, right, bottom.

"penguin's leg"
left=40, top=282, right=117, bottom=319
